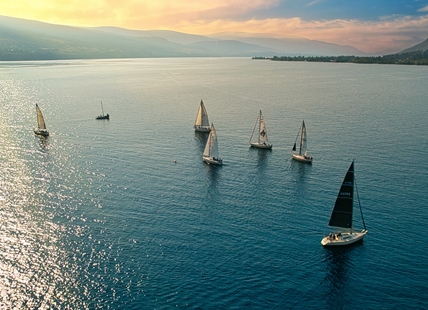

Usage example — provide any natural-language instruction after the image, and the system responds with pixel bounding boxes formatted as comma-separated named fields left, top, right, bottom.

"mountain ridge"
left=399, top=37, right=428, bottom=53
left=0, top=14, right=401, bottom=61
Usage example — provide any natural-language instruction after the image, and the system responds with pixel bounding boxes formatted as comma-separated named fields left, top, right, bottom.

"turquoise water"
left=1, top=58, right=427, bottom=309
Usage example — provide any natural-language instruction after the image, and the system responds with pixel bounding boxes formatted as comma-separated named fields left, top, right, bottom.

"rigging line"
left=249, top=115, right=258, bottom=143
left=355, top=171, right=367, bottom=230
left=293, top=124, right=301, bottom=147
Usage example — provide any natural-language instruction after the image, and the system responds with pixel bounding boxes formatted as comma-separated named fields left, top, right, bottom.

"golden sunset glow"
left=1, top=0, right=428, bottom=54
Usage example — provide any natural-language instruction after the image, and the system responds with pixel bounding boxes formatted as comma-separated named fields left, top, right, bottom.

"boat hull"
left=250, top=142, right=272, bottom=149
left=321, top=230, right=367, bottom=247
left=96, top=115, right=109, bottom=120
left=292, top=153, right=312, bottom=163
left=34, top=129, right=49, bottom=137
left=194, top=126, right=210, bottom=133
left=202, top=156, right=223, bottom=166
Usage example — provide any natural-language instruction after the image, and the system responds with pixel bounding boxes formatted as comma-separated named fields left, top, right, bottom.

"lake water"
left=1, top=58, right=427, bottom=309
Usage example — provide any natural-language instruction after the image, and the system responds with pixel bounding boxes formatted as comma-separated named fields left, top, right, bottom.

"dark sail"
left=328, top=162, right=354, bottom=228
left=292, top=142, right=296, bottom=152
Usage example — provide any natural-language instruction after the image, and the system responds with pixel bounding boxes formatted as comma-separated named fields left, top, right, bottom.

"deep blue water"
left=1, top=58, right=427, bottom=309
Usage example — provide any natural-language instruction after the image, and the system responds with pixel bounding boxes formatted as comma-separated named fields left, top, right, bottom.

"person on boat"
left=303, top=151, right=312, bottom=160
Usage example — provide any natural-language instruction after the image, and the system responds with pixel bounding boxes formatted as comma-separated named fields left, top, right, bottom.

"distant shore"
left=253, top=50, right=428, bottom=65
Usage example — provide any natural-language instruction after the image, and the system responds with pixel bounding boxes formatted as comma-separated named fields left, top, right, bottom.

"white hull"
left=250, top=142, right=272, bottom=149
left=202, top=156, right=222, bottom=166
left=292, top=153, right=312, bottom=163
left=34, top=128, right=49, bottom=137
left=321, top=230, right=367, bottom=247
left=194, top=125, right=211, bottom=133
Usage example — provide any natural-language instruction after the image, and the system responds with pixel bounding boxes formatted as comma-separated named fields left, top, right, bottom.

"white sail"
left=203, top=124, right=219, bottom=158
left=34, top=104, right=49, bottom=136
left=194, top=100, right=210, bottom=132
left=291, top=120, right=311, bottom=163
left=249, top=110, right=272, bottom=149
left=258, top=111, right=268, bottom=144
left=36, top=104, right=46, bottom=129
left=300, top=120, right=307, bottom=155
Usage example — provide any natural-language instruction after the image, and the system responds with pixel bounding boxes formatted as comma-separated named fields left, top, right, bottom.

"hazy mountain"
left=0, top=15, right=367, bottom=61
left=209, top=34, right=366, bottom=56
left=92, top=27, right=277, bottom=57
left=399, top=37, right=428, bottom=54
left=0, top=16, right=203, bottom=60
left=93, top=27, right=216, bottom=45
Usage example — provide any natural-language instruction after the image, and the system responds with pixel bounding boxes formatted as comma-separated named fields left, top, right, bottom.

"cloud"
left=1, top=0, right=281, bottom=28
left=306, top=0, right=324, bottom=7
left=1, top=0, right=427, bottom=54
left=172, top=15, right=428, bottom=54
left=418, top=5, right=428, bottom=12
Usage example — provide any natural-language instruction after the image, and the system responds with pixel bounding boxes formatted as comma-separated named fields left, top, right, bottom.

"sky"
left=1, top=0, right=428, bottom=54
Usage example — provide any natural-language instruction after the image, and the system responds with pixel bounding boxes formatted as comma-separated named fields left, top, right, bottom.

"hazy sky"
left=2, top=0, right=428, bottom=54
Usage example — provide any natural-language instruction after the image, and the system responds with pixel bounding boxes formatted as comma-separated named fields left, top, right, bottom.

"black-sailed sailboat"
left=321, top=161, right=367, bottom=247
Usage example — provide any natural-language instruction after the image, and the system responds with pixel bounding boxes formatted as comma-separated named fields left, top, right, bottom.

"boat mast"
left=101, top=101, right=105, bottom=117
left=355, top=169, right=367, bottom=230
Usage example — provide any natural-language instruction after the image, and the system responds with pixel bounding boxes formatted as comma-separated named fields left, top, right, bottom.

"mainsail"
left=328, top=162, right=354, bottom=228
left=36, top=104, right=46, bottom=130
left=203, top=124, right=219, bottom=158
left=292, top=120, right=308, bottom=154
left=299, top=120, right=308, bottom=155
left=258, top=110, right=268, bottom=144
left=195, top=100, right=209, bottom=127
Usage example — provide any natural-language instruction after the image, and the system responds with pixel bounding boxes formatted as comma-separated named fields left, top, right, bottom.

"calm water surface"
left=1, top=58, right=427, bottom=309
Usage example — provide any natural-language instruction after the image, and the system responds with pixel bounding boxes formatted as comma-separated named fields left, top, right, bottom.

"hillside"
left=0, top=15, right=367, bottom=61
left=399, top=38, right=428, bottom=53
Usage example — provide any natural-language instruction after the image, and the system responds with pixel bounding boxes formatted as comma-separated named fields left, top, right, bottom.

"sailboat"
left=96, top=101, right=109, bottom=120
left=194, top=100, right=210, bottom=132
left=202, top=123, right=223, bottom=166
left=249, top=110, right=272, bottom=149
left=321, top=161, right=368, bottom=247
left=291, top=120, right=312, bottom=163
left=34, top=104, right=49, bottom=137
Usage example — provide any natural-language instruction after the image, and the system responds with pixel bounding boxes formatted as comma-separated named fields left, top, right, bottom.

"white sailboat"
left=194, top=100, right=210, bottom=132
left=96, top=100, right=109, bottom=120
left=321, top=161, right=368, bottom=247
left=291, top=120, right=312, bottom=163
left=249, top=110, right=272, bottom=149
left=202, top=123, right=223, bottom=166
left=34, top=104, right=49, bottom=137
